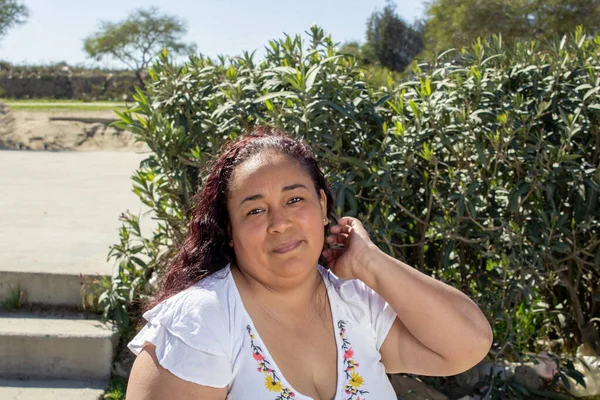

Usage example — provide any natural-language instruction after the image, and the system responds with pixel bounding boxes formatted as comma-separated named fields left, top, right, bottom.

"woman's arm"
left=324, top=217, right=493, bottom=376
left=357, top=248, right=493, bottom=376
left=126, top=344, right=227, bottom=400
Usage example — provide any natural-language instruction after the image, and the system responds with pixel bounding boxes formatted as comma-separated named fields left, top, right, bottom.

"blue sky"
left=0, top=0, right=425, bottom=68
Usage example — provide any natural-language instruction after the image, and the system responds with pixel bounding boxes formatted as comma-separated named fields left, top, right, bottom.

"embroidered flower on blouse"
left=265, top=375, right=284, bottom=392
left=247, top=325, right=296, bottom=399
left=338, top=320, right=368, bottom=399
left=349, top=371, right=365, bottom=388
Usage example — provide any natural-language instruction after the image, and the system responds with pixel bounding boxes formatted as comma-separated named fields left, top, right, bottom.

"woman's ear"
left=318, top=189, right=327, bottom=221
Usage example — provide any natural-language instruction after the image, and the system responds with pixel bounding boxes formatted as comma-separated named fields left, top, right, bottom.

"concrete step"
left=0, top=311, right=118, bottom=380
left=0, top=270, right=106, bottom=308
left=0, top=378, right=108, bottom=400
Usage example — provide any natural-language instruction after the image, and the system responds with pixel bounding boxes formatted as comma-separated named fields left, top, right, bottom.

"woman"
left=126, top=126, right=493, bottom=400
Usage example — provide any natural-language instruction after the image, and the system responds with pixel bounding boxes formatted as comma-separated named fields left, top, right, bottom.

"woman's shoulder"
left=135, top=265, right=234, bottom=357
left=127, top=266, right=235, bottom=387
left=177, top=265, right=232, bottom=304
left=143, top=265, right=233, bottom=329
left=319, top=265, right=396, bottom=335
left=318, top=264, right=368, bottom=301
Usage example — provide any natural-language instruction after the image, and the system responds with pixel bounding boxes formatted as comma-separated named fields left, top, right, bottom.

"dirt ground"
left=0, top=103, right=150, bottom=152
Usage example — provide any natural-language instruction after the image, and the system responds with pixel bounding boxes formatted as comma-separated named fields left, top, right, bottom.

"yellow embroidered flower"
left=264, top=375, right=283, bottom=392
left=349, top=371, right=365, bottom=388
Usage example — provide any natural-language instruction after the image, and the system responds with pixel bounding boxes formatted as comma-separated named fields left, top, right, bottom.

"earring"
left=323, top=218, right=328, bottom=225
left=229, top=240, right=233, bottom=247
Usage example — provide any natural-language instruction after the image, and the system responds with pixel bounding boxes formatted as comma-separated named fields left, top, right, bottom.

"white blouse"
left=128, top=264, right=398, bottom=399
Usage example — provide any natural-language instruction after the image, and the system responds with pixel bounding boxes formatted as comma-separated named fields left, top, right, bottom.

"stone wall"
left=0, top=68, right=138, bottom=101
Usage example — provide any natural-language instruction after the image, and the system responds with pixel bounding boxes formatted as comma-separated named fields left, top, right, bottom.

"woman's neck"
left=231, top=261, right=328, bottom=321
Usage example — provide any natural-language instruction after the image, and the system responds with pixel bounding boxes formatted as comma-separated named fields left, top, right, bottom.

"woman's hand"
left=322, top=216, right=379, bottom=280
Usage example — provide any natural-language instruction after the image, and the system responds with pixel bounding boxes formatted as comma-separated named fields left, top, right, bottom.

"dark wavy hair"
left=143, top=125, right=336, bottom=312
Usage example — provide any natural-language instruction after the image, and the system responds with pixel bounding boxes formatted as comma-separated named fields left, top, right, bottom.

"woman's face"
left=226, top=150, right=327, bottom=286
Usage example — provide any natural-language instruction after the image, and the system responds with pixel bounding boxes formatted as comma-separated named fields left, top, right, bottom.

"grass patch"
left=0, top=286, right=24, bottom=309
left=1, top=99, right=128, bottom=111
left=103, top=373, right=128, bottom=400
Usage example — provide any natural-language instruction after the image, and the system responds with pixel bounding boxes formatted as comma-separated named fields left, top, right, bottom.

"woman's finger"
left=337, top=216, right=360, bottom=227
left=330, top=224, right=352, bottom=234
left=326, top=232, right=349, bottom=240
left=326, top=233, right=348, bottom=245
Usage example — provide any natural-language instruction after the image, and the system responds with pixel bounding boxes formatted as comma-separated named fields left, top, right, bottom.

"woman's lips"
left=272, top=240, right=302, bottom=254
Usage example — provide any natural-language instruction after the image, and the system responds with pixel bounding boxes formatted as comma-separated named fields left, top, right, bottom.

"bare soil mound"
left=0, top=104, right=149, bottom=152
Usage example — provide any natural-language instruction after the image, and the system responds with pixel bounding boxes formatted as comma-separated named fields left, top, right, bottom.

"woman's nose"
left=267, top=208, right=293, bottom=234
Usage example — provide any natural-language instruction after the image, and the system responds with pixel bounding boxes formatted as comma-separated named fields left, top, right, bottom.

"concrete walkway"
left=0, top=150, right=156, bottom=399
left=0, top=150, right=154, bottom=276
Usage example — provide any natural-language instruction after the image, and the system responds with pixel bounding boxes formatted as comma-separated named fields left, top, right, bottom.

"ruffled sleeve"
left=335, top=275, right=398, bottom=350
left=127, top=287, right=233, bottom=388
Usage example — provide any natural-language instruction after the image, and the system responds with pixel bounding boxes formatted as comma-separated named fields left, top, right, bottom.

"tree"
left=365, top=0, right=425, bottom=72
left=339, top=41, right=373, bottom=66
left=424, top=0, right=600, bottom=54
left=0, top=0, right=29, bottom=41
left=83, top=7, right=196, bottom=86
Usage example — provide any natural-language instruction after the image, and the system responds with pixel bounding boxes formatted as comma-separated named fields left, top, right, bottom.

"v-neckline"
left=227, top=265, right=342, bottom=400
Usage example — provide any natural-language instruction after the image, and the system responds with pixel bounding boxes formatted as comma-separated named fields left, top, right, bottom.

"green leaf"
left=474, top=140, right=488, bottom=167
left=583, top=86, right=600, bottom=101
left=374, top=95, right=392, bottom=108
left=575, top=83, right=593, bottom=92
left=421, top=77, right=431, bottom=96
left=442, top=241, right=454, bottom=269
left=585, top=178, right=600, bottom=193
left=113, top=110, right=133, bottom=124
left=272, top=66, right=298, bottom=75
left=324, top=101, right=359, bottom=125
left=551, top=242, right=569, bottom=254
left=559, top=35, right=567, bottom=50
left=254, top=91, right=298, bottom=103
left=560, top=373, right=571, bottom=389
left=567, top=369, right=587, bottom=388
left=305, top=64, right=322, bottom=93
left=409, top=100, right=420, bottom=119
left=131, top=256, right=147, bottom=268
left=481, top=53, right=504, bottom=65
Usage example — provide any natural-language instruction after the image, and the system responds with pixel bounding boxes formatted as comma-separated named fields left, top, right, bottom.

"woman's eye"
left=246, top=198, right=302, bottom=216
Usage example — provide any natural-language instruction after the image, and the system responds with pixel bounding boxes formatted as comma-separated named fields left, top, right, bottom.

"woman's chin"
left=270, top=255, right=320, bottom=277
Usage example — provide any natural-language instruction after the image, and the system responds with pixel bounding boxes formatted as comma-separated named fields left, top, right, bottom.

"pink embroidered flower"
left=253, top=352, right=264, bottom=361
left=344, top=348, right=354, bottom=360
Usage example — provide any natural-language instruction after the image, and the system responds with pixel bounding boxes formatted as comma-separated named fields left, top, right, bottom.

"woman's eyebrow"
left=239, top=183, right=308, bottom=206
left=282, top=183, right=308, bottom=192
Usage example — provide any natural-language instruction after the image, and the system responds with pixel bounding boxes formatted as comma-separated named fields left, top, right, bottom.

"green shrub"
left=102, top=25, right=599, bottom=397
